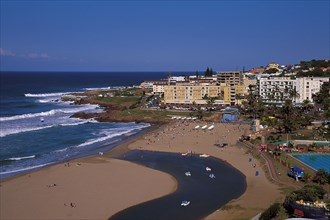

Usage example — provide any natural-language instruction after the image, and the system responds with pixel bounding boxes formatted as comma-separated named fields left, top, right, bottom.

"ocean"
left=0, top=71, right=188, bottom=178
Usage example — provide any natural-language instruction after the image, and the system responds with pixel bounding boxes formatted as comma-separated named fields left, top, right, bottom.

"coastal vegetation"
left=296, top=60, right=330, bottom=77
left=260, top=185, right=329, bottom=219
left=70, top=87, right=212, bottom=123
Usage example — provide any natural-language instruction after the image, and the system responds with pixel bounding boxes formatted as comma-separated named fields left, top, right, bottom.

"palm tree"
left=195, top=107, right=204, bottom=119
left=206, top=97, right=215, bottom=106
left=289, top=87, right=300, bottom=103
left=313, top=169, right=329, bottom=185
left=302, top=99, right=312, bottom=112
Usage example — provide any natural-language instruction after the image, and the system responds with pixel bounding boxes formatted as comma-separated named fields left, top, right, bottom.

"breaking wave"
left=0, top=105, right=99, bottom=122
left=25, top=92, right=69, bottom=97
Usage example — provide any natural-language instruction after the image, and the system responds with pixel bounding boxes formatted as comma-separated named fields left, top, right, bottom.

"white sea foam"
left=0, top=110, right=59, bottom=122
left=0, top=118, right=93, bottom=137
left=37, top=98, right=61, bottom=103
left=76, top=124, right=150, bottom=148
left=0, top=125, right=55, bottom=137
left=84, top=86, right=126, bottom=91
left=0, top=162, right=54, bottom=175
left=6, top=155, right=36, bottom=161
left=60, top=121, right=88, bottom=127
left=85, top=87, right=111, bottom=91
left=25, top=92, right=69, bottom=97
left=0, top=105, right=99, bottom=122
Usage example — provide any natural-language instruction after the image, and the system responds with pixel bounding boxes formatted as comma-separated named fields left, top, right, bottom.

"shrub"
left=260, top=202, right=281, bottom=220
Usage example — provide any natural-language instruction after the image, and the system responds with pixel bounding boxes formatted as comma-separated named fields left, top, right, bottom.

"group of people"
left=64, top=202, right=77, bottom=208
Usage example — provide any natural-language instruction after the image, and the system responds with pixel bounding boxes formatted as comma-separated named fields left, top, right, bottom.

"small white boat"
left=181, top=200, right=190, bottom=206
left=40, top=117, right=44, bottom=122
left=181, top=152, right=188, bottom=156
left=206, top=167, right=212, bottom=171
left=208, top=125, right=214, bottom=130
left=199, top=154, right=210, bottom=158
left=185, top=172, right=191, bottom=176
left=209, top=173, right=216, bottom=179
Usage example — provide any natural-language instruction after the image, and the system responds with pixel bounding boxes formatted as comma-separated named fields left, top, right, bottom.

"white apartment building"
left=169, top=76, right=186, bottom=82
left=259, top=77, right=295, bottom=104
left=295, top=77, right=329, bottom=104
left=259, top=77, right=329, bottom=104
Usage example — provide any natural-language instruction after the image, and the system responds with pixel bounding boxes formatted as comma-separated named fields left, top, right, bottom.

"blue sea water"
left=0, top=71, right=188, bottom=178
left=292, top=154, right=330, bottom=173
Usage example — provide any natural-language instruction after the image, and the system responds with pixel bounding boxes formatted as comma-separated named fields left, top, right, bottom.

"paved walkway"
left=238, top=141, right=298, bottom=189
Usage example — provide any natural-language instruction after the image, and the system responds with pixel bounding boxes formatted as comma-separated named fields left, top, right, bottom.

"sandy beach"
left=0, top=157, right=176, bottom=220
left=1, top=120, right=282, bottom=220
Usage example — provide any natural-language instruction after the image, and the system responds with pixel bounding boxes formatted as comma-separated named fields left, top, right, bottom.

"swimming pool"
left=291, top=154, right=330, bottom=173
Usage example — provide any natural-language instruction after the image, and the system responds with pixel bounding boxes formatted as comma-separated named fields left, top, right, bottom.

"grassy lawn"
left=93, top=96, right=142, bottom=104
left=119, top=108, right=194, bottom=119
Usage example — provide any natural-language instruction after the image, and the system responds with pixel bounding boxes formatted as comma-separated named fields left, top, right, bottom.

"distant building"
left=266, top=63, right=281, bottom=72
left=163, top=85, right=222, bottom=105
left=295, top=77, right=329, bottom=104
left=259, top=77, right=295, bottom=104
left=217, top=71, right=243, bottom=86
left=250, top=68, right=265, bottom=74
left=169, top=76, right=186, bottom=82
left=140, top=81, right=154, bottom=89
left=258, top=77, right=329, bottom=105
left=217, top=71, right=244, bottom=105
left=152, top=80, right=168, bottom=95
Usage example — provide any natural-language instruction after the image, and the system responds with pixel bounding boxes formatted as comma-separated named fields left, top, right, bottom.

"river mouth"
left=110, top=150, right=247, bottom=220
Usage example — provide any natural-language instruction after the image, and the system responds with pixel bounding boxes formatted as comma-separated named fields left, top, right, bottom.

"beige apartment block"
left=163, top=85, right=221, bottom=105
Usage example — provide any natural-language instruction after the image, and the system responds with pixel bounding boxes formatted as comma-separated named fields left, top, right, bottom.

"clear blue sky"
left=0, top=0, right=329, bottom=72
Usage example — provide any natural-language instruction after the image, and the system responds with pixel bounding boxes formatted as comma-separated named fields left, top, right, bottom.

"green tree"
left=260, top=202, right=281, bottom=220
left=204, top=67, right=213, bottom=77
left=302, top=172, right=312, bottom=183
left=195, top=71, right=199, bottom=79
left=206, top=97, right=216, bottom=106
left=313, top=169, right=329, bottom=185
left=195, top=107, right=204, bottom=119
left=313, top=81, right=330, bottom=111
left=265, top=68, right=279, bottom=74
left=289, top=87, right=300, bottom=102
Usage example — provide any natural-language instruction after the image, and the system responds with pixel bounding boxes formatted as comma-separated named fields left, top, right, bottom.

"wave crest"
left=25, top=92, right=68, bottom=97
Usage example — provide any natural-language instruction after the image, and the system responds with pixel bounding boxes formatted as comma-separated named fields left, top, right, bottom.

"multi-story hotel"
left=295, top=77, right=329, bottom=104
left=259, top=77, right=295, bottom=104
left=217, top=71, right=243, bottom=86
left=152, top=80, right=168, bottom=95
left=163, top=84, right=222, bottom=105
left=217, top=71, right=244, bottom=105
left=258, top=77, right=329, bottom=104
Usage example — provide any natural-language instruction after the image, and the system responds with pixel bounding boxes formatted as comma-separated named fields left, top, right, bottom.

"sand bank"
left=0, top=157, right=176, bottom=220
